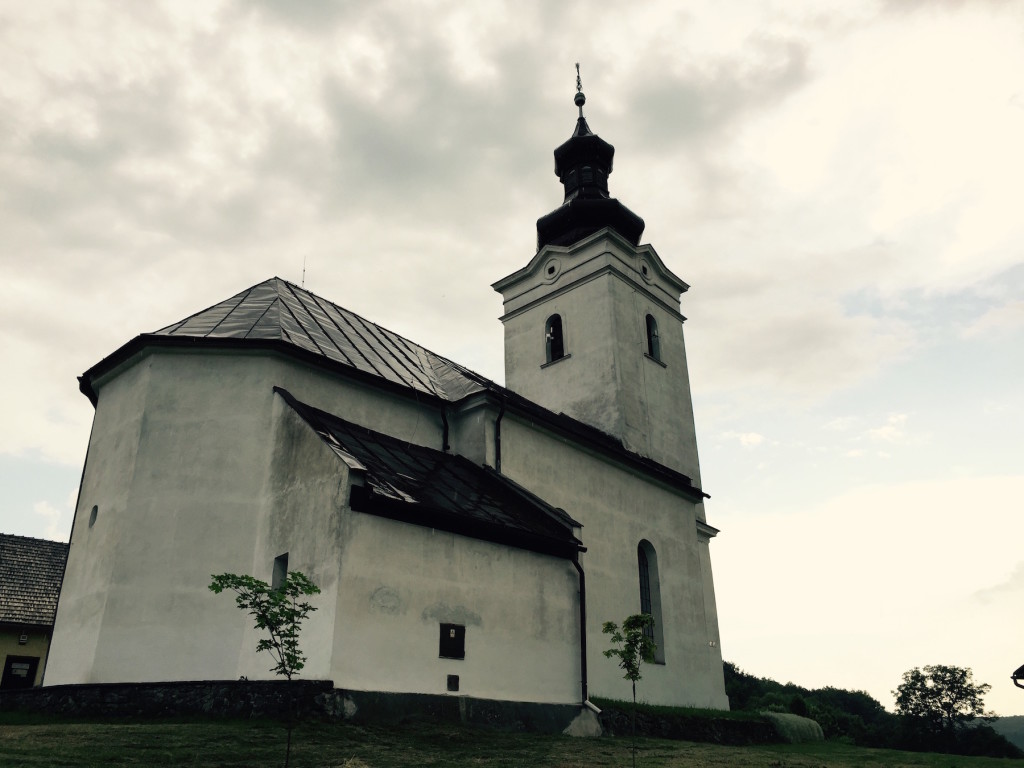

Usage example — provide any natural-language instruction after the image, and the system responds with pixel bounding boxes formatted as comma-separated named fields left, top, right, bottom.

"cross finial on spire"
left=574, top=62, right=586, bottom=117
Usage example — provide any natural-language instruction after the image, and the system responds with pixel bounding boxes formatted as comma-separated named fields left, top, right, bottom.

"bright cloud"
left=866, top=413, right=908, bottom=443
left=32, top=488, right=75, bottom=541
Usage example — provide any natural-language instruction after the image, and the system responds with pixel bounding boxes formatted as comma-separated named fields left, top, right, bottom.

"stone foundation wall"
left=0, top=680, right=333, bottom=719
left=0, top=680, right=587, bottom=735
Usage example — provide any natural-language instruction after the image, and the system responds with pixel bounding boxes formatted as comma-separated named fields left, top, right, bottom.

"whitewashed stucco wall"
left=495, top=412, right=728, bottom=709
left=329, top=513, right=580, bottom=702
left=47, top=350, right=582, bottom=705
left=497, top=232, right=702, bottom=483
left=48, top=350, right=442, bottom=684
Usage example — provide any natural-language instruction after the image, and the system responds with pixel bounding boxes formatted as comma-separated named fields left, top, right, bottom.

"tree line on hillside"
left=723, top=661, right=1022, bottom=758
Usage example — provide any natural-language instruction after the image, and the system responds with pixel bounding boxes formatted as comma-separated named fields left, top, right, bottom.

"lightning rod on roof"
left=574, top=62, right=585, bottom=117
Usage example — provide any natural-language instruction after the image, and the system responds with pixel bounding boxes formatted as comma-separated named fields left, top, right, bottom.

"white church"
left=45, top=87, right=730, bottom=718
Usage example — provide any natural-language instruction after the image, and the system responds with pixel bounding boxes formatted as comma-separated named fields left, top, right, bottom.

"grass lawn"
left=1, top=715, right=1022, bottom=767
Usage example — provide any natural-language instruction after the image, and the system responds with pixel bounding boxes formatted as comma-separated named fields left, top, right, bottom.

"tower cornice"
left=493, top=227, right=689, bottom=315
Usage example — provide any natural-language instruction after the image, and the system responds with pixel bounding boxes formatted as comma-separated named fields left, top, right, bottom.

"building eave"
left=79, top=334, right=454, bottom=410
left=349, top=485, right=583, bottom=560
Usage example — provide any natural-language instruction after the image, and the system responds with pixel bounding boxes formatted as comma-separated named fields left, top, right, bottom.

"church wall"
left=328, top=512, right=581, bottom=704
left=48, top=349, right=446, bottom=685
left=254, top=392, right=580, bottom=703
left=49, top=348, right=580, bottom=701
left=259, top=354, right=446, bottom=453
left=447, top=396, right=494, bottom=467
left=496, top=413, right=728, bottom=710
left=244, top=392, right=354, bottom=682
left=82, top=352, right=283, bottom=683
left=46, top=359, right=152, bottom=684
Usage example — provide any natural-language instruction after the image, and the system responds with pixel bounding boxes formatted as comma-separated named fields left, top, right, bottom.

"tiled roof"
left=153, top=277, right=489, bottom=402
left=0, top=534, right=68, bottom=627
left=277, top=388, right=582, bottom=558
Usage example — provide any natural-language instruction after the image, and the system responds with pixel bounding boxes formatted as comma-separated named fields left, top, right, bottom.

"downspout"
left=494, top=396, right=506, bottom=473
left=572, top=551, right=589, bottom=705
left=440, top=408, right=450, bottom=453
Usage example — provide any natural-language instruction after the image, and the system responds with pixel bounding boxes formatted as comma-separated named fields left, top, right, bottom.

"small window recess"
left=545, top=314, right=565, bottom=364
left=645, top=314, right=661, bottom=362
left=272, top=553, right=288, bottom=591
left=439, top=623, right=466, bottom=659
left=88, top=505, right=98, bottom=528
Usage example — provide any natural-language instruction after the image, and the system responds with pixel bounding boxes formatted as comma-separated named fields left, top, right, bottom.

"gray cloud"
left=237, top=0, right=362, bottom=30
left=627, top=38, right=812, bottom=149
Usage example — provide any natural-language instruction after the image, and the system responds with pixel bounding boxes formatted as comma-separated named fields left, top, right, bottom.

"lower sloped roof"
left=0, top=534, right=69, bottom=627
left=276, top=388, right=582, bottom=559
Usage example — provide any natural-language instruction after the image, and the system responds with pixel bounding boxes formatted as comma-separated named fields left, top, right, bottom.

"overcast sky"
left=3, top=0, right=1023, bottom=716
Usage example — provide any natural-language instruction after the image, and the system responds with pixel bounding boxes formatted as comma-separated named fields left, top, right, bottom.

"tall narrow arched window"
left=545, top=314, right=565, bottom=363
left=638, top=540, right=666, bottom=663
left=645, top=314, right=661, bottom=361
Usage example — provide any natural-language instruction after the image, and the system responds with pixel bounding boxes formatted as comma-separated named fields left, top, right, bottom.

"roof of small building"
left=0, top=534, right=69, bottom=627
left=277, top=387, right=583, bottom=559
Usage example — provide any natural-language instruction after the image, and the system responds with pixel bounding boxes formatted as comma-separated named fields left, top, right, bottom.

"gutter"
left=571, top=552, right=589, bottom=704
left=494, top=395, right=506, bottom=473
left=440, top=407, right=450, bottom=453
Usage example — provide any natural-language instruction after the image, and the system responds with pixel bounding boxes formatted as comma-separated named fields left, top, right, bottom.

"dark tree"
left=893, top=664, right=993, bottom=737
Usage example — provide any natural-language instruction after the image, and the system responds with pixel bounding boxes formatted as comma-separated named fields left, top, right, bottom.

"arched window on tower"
left=638, top=540, right=666, bottom=663
left=545, top=314, right=565, bottom=363
left=645, top=314, right=661, bottom=361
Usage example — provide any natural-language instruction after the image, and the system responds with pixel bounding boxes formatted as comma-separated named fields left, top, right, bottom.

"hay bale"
left=761, top=711, right=824, bottom=743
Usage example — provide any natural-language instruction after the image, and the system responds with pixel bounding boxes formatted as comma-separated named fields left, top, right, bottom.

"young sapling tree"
left=603, top=613, right=657, bottom=768
left=210, top=570, right=320, bottom=767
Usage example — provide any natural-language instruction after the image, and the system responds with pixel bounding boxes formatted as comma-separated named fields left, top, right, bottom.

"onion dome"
left=536, top=75, right=645, bottom=250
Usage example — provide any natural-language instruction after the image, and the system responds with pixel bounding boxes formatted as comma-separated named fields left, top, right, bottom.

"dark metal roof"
left=276, top=388, right=583, bottom=559
left=0, top=534, right=69, bottom=627
left=153, top=277, right=489, bottom=402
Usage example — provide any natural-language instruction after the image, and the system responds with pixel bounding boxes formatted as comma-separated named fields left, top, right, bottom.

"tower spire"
left=534, top=67, right=645, bottom=251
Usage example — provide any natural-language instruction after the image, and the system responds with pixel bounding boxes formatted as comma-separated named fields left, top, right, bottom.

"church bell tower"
left=493, top=77, right=702, bottom=483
